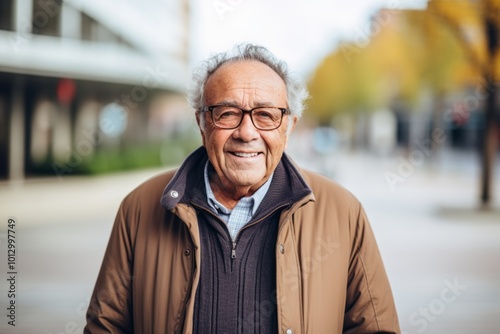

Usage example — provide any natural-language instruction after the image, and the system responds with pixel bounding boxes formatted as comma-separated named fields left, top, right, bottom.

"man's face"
left=198, top=60, right=297, bottom=198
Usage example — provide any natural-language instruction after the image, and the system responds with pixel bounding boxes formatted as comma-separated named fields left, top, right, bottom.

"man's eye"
left=218, top=110, right=238, bottom=118
left=254, top=110, right=276, bottom=120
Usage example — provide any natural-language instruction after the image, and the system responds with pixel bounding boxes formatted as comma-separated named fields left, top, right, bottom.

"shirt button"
left=184, top=249, right=191, bottom=256
left=286, top=329, right=293, bottom=334
left=170, top=190, right=179, bottom=198
left=279, top=244, right=285, bottom=254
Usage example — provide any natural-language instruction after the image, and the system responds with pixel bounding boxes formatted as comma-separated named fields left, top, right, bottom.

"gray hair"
left=188, top=44, right=309, bottom=122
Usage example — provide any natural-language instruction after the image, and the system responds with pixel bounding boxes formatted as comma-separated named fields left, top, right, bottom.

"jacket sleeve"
left=343, top=202, right=400, bottom=334
left=84, top=201, right=134, bottom=333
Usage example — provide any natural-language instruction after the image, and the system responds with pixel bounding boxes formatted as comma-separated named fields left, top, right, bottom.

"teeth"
left=234, top=152, right=258, bottom=158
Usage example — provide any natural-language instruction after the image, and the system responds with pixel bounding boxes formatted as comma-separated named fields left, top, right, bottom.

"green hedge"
left=33, top=137, right=201, bottom=177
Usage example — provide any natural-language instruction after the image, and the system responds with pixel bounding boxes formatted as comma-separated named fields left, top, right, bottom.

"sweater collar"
left=160, top=146, right=313, bottom=212
left=203, top=160, right=274, bottom=216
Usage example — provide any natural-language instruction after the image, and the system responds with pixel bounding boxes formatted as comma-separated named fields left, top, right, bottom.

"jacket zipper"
left=231, top=241, right=237, bottom=258
left=230, top=205, right=288, bottom=259
left=191, top=204, right=237, bottom=260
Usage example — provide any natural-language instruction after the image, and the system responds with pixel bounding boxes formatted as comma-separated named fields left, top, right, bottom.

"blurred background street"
left=1, top=0, right=500, bottom=333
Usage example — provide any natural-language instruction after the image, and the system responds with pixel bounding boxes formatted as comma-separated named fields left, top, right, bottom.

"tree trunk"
left=480, top=17, right=499, bottom=208
left=480, top=75, right=497, bottom=207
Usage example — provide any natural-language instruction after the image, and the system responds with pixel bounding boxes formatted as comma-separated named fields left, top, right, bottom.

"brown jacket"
left=85, top=147, right=400, bottom=333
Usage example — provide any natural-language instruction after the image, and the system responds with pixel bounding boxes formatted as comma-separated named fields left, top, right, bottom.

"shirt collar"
left=203, top=160, right=273, bottom=216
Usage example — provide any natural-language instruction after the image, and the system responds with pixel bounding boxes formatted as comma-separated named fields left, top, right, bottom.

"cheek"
left=265, top=133, right=288, bottom=158
left=205, top=130, right=229, bottom=154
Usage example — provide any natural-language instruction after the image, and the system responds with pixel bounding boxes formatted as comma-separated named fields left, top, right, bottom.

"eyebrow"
left=215, top=100, right=278, bottom=108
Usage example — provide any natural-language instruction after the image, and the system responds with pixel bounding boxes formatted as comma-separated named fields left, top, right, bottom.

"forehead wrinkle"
left=222, top=81, right=282, bottom=93
left=204, top=61, right=287, bottom=107
left=212, top=86, right=283, bottom=108
left=214, top=100, right=280, bottom=109
left=208, top=62, right=285, bottom=92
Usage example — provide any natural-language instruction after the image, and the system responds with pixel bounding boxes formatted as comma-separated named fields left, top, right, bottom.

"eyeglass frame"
left=201, top=104, right=290, bottom=130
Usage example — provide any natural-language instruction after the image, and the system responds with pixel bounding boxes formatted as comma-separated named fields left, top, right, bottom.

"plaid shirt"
left=204, top=161, right=273, bottom=240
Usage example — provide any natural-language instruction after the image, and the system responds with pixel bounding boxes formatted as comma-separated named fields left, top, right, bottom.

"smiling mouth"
left=231, top=152, right=260, bottom=158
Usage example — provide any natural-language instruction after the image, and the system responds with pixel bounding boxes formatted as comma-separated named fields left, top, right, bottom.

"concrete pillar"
left=74, top=99, right=100, bottom=157
left=52, top=104, right=72, bottom=162
left=0, top=95, right=7, bottom=179
left=9, top=78, right=25, bottom=182
left=30, top=99, right=55, bottom=163
left=14, top=0, right=33, bottom=33
left=61, top=3, right=81, bottom=39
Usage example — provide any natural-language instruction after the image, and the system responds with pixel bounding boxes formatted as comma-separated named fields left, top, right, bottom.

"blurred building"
left=0, top=0, right=191, bottom=181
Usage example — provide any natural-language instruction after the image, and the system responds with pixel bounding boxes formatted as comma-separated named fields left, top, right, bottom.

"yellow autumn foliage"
left=307, top=0, right=500, bottom=123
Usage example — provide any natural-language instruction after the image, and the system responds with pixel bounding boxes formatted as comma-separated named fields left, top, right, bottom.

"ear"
left=284, top=115, right=298, bottom=148
left=196, top=112, right=207, bottom=147
left=289, top=115, right=298, bottom=133
left=195, top=111, right=201, bottom=128
left=287, top=115, right=298, bottom=136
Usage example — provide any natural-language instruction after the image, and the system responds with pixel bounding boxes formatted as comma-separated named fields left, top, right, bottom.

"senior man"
left=85, top=44, right=400, bottom=333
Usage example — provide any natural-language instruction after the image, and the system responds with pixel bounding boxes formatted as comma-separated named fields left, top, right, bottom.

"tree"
left=427, top=0, right=500, bottom=207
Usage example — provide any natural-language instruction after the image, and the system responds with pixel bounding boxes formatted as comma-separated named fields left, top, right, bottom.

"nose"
left=232, top=113, right=259, bottom=142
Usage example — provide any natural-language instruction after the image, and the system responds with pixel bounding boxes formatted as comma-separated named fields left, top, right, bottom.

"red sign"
left=57, top=78, right=76, bottom=105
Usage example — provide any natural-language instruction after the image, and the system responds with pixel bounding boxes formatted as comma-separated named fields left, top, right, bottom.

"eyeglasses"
left=202, top=105, right=289, bottom=130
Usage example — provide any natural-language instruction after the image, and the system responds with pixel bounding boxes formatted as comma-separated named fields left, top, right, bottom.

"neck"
left=207, top=163, right=268, bottom=210
left=209, top=176, right=256, bottom=210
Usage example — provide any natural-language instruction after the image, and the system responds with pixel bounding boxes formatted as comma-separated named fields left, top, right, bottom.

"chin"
left=232, top=173, right=264, bottom=186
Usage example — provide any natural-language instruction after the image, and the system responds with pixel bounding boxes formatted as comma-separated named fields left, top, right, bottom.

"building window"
left=0, top=0, right=13, bottom=31
left=81, top=13, right=96, bottom=41
left=31, top=0, right=61, bottom=37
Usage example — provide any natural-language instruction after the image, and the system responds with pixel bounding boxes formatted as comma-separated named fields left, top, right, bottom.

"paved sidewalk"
left=0, top=166, right=168, bottom=228
left=0, top=151, right=499, bottom=333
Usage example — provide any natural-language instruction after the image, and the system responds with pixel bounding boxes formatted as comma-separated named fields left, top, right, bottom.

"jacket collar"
left=160, top=146, right=314, bottom=213
left=161, top=146, right=208, bottom=211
